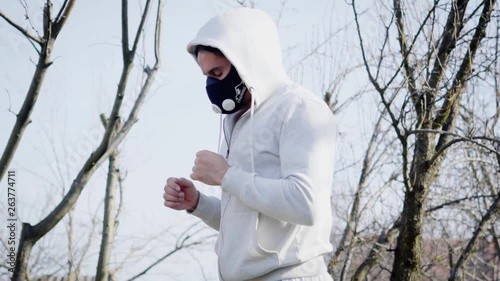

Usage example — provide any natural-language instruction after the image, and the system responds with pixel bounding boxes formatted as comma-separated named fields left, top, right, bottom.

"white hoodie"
left=187, top=8, right=336, bottom=281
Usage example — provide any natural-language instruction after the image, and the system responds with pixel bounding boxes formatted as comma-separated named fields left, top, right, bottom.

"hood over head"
left=187, top=8, right=288, bottom=109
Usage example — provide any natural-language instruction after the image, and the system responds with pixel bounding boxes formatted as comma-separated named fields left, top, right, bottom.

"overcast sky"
left=0, top=0, right=375, bottom=280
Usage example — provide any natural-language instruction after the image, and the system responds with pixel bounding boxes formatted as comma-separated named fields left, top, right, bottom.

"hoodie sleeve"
left=189, top=192, right=221, bottom=230
left=221, top=97, right=336, bottom=226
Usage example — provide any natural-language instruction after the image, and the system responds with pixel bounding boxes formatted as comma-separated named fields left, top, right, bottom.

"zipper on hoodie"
left=218, top=108, right=252, bottom=281
left=222, top=108, right=251, bottom=157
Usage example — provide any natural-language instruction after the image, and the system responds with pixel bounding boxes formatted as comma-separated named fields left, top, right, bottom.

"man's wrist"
left=187, top=191, right=200, bottom=213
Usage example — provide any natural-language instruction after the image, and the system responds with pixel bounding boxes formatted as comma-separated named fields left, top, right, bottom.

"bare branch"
left=76, top=202, right=101, bottom=275
left=393, top=0, right=419, bottom=104
left=96, top=114, right=122, bottom=281
left=275, top=0, right=288, bottom=28
left=52, top=0, right=76, bottom=38
left=330, top=107, right=389, bottom=269
left=404, top=128, right=500, bottom=165
left=130, top=0, right=153, bottom=59
left=54, top=0, right=69, bottom=25
left=351, top=0, right=407, bottom=147
left=4, top=89, right=17, bottom=116
left=125, top=222, right=216, bottom=281
left=433, top=0, right=496, bottom=135
left=351, top=0, right=384, bottom=93
left=122, top=0, right=130, bottom=59
left=352, top=219, right=401, bottom=281
left=286, top=24, right=345, bottom=73
left=0, top=9, right=42, bottom=44
left=426, top=194, right=497, bottom=213
left=426, top=0, right=468, bottom=90
left=0, top=44, right=51, bottom=182
left=449, top=191, right=500, bottom=280
left=491, top=15, right=500, bottom=132
left=43, top=1, right=53, bottom=40
left=153, top=0, right=163, bottom=63
left=115, top=171, right=126, bottom=221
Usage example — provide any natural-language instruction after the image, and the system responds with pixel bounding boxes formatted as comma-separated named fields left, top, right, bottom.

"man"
left=163, top=8, right=336, bottom=281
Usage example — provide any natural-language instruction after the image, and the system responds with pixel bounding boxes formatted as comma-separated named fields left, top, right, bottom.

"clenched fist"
left=190, top=150, right=229, bottom=186
left=163, top=177, right=199, bottom=211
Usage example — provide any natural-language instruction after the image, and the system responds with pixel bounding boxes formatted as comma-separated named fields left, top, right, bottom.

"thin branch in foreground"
left=0, top=10, right=42, bottom=44
left=52, top=0, right=76, bottom=38
left=125, top=221, right=216, bottom=281
left=130, top=0, right=153, bottom=59
left=448, top=191, right=500, bottom=281
left=121, top=0, right=130, bottom=59
left=5, top=89, right=17, bottom=116
left=426, top=194, right=497, bottom=213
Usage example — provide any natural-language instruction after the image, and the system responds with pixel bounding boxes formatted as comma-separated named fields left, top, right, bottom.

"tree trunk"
left=11, top=223, right=36, bottom=281
left=96, top=119, right=121, bottom=281
left=390, top=177, right=431, bottom=281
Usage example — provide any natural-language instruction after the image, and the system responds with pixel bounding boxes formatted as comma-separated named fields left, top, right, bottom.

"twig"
left=0, top=10, right=42, bottom=44
left=52, top=0, right=76, bottom=38
left=449, top=191, right=500, bottom=280
left=406, top=128, right=500, bottom=165
left=130, top=0, right=153, bottom=59
left=426, top=194, right=497, bottom=213
left=5, top=89, right=17, bottom=116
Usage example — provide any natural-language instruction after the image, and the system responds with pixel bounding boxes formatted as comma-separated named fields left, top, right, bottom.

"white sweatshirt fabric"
left=186, top=8, right=336, bottom=281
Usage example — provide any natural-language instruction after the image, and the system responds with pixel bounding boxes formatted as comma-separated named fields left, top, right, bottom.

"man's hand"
left=191, top=150, right=229, bottom=186
left=163, top=177, right=199, bottom=211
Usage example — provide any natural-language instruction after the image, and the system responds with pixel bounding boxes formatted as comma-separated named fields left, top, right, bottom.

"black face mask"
left=205, top=65, right=247, bottom=114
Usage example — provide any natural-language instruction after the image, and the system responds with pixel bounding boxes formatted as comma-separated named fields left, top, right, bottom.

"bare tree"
left=0, top=0, right=76, bottom=182
left=8, top=0, right=164, bottom=279
left=345, top=0, right=499, bottom=280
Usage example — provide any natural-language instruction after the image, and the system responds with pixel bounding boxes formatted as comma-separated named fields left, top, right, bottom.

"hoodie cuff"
left=188, top=192, right=212, bottom=218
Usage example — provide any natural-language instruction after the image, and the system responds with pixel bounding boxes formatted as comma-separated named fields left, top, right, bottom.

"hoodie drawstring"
left=217, top=88, right=255, bottom=174
left=217, top=113, right=223, bottom=155
left=249, top=87, right=256, bottom=175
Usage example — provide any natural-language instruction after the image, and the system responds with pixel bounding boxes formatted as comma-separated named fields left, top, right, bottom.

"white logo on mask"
left=234, top=82, right=247, bottom=103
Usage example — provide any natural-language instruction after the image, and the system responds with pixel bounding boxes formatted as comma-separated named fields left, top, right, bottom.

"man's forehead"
left=197, top=52, right=229, bottom=74
left=197, top=51, right=220, bottom=63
